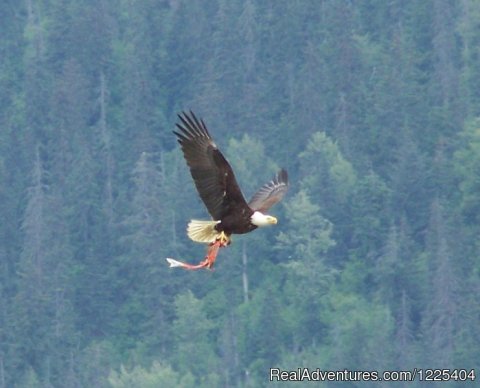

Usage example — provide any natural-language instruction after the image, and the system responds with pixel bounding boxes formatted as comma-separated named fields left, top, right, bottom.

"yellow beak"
left=269, top=216, right=278, bottom=225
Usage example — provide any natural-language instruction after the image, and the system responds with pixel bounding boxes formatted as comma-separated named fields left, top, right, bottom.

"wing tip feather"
left=277, top=168, right=288, bottom=185
left=176, top=111, right=210, bottom=140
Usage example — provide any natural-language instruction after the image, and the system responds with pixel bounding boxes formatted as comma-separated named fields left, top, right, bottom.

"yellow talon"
left=217, top=231, right=230, bottom=246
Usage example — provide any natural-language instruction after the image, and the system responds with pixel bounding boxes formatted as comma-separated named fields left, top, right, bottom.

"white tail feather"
left=166, top=258, right=184, bottom=268
left=187, top=220, right=221, bottom=243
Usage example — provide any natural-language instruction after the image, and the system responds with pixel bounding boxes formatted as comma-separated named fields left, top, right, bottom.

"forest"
left=1, top=0, right=480, bottom=386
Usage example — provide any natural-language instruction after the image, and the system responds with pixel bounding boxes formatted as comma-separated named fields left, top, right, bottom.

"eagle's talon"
left=216, top=231, right=230, bottom=247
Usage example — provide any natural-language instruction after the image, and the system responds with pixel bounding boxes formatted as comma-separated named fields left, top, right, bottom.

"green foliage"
left=0, top=1, right=479, bottom=386
left=16, top=367, right=42, bottom=388
left=277, top=190, right=335, bottom=260
left=351, top=170, right=391, bottom=258
left=455, top=122, right=480, bottom=224
left=226, top=134, right=279, bottom=195
left=326, top=291, right=395, bottom=371
left=108, top=361, right=194, bottom=388
left=14, top=149, right=78, bottom=385
left=172, top=291, right=220, bottom=383
left=298, top=131, right=356, bottom=260
left=420, top=200, right=459, bottom=367
left=389, top=130, right=432, bottom=237
left=300, top=132, right=356, bottom=207
left=237, top=281, right=286, bottom=383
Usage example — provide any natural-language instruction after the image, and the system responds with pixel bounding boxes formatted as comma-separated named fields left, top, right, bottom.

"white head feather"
left=251, top=211, right=278, bottom=227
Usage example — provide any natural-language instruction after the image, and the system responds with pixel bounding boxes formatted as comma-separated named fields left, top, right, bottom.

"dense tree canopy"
left=0, top=1, right=479, bottom=386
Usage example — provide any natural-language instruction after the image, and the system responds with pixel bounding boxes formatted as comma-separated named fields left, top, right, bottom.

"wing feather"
left=248, top=169, right=289, bottom=213
left=174, top=111, right=249, bottom=220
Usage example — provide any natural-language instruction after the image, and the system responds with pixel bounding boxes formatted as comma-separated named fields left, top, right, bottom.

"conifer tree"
left=421, top=199, right=459, bottom=367
left=14, top=148, right=78, bottom=386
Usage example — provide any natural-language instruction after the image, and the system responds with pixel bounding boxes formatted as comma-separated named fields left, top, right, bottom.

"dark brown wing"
left=248, top=169, right=289, bottom=213
left=174, top=111, right=249, bottom=220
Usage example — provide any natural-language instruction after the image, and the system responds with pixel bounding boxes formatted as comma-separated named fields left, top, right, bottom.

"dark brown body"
left=214, top=207, right=257, bottom=236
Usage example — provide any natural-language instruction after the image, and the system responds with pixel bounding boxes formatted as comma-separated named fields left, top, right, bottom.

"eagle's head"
left=251, top=211, right=278, bottom=227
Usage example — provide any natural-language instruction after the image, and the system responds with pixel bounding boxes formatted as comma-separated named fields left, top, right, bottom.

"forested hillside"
left=1, top=0, right=479, bottom=386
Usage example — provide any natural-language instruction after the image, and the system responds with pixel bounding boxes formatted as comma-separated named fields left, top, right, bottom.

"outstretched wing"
left=174, top=111, right=249, bottom=220
left=248, top=169, right=289, bottom=213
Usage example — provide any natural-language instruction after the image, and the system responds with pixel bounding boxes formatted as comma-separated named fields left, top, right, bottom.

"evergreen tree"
left=276, top=190, right=335, bottom=350
left=299, top=131, right=356, bottom=261
left=113, top=151, right=179, bottom=357
left=430, top=0, right=463, bottom=135
left=455, top=121, right=480, bottom=225
left=394, top=290, right=416, bottom=371
left=326, top=292, right=394, bottom=372
left=172, top=290, right=220, bottom=386
left=1, top=1, right=480, bottom=385
left=420, top=199, right=459, bottom=367
left=389, top=130, right=431, bottom=239
left=351, top=170, right=391, bottom=261
left=14, top=148, right=78, bottom=386
left=459, top=0, right=480, bottom=117
left=108, top=361, right=194, bottom=388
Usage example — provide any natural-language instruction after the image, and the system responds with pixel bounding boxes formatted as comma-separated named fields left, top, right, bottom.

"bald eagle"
left=167, top=111, right=288, bottom=269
